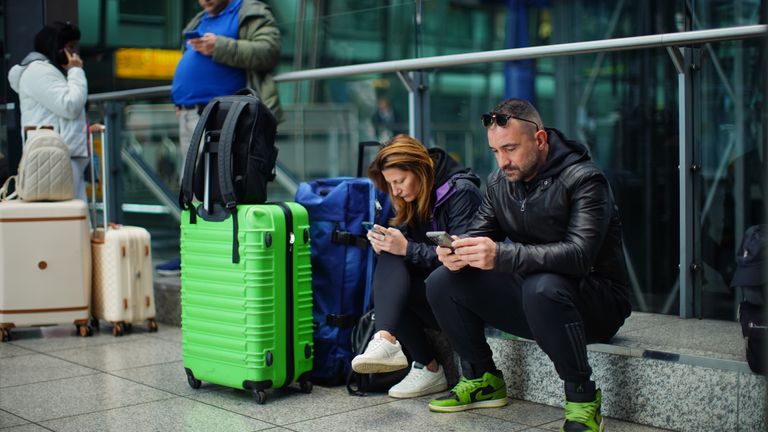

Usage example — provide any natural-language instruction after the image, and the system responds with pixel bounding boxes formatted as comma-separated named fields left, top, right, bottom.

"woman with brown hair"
left=351, top=134, right=481, bottom=398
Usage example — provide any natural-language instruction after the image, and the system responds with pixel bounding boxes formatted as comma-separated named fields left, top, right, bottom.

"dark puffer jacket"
left=468, top=129, right=629, bottom=288
left=402, top=148, right=482, bottom=269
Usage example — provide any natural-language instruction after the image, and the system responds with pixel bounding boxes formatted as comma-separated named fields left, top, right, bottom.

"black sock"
left=564, top=380, right=596, bottom=402
left=460, top=359, right=501, bottom=380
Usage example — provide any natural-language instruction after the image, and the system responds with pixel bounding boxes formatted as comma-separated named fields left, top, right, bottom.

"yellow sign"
left=115, top=48, right=181, bottom=80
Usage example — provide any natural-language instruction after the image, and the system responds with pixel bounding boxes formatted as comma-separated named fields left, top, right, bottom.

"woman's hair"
left=33, top=21, right=81, bottom=73
left=368, top=134, right=435, bottom=227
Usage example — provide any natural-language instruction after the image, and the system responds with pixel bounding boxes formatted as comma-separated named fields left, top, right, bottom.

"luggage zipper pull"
left=289, top=232, right=295, bottom=252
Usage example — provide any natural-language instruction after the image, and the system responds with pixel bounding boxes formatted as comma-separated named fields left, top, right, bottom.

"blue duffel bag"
left=295, top=143, right=392, bottom=384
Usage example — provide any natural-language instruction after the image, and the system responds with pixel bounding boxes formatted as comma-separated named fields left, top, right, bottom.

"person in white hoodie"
left=8, top=22, right=88, bottom=202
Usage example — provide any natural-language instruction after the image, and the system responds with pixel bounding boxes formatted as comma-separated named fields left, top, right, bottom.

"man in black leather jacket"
left=425, top=98, right=631, bottom=432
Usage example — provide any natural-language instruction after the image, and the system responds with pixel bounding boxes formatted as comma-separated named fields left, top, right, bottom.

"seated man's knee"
left=521, top=273, right=574, bottom=309
left=425, top=266, right=457, bottom=306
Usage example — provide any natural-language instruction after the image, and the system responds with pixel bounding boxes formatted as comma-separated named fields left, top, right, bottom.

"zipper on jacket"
left=275, top=202, right=295, bottom=387
left=520, top=197, right=526, bottom=213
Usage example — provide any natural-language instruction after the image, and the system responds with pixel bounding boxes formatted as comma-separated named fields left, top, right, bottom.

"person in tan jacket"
left=162, top=0, right=282, bottom=276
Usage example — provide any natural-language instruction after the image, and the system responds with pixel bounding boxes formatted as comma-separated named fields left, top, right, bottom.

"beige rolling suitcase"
left=89, top=125, right=157, bottom=336
left=0, top=200, right=93, bottom=342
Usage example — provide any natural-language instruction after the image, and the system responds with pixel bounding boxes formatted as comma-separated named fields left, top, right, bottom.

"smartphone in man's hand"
left=184, top=29, right=203, bottom=39
left=426, top=231, right=455, bottom=251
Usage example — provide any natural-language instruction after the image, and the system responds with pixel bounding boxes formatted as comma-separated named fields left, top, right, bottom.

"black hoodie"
left=402, top=148, right=482, bottom=269
left=467, top=128, right=630, bottom=289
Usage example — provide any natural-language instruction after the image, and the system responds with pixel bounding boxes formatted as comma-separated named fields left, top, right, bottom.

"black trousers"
left=373, top=252, right=439, bottom=365
left=425, top=267, right=630, bottom=383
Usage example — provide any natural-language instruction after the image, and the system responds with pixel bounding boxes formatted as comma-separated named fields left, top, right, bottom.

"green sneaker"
left=561, top=389, right=604, bottom=432
left=428, top=372, right=508, bottom=413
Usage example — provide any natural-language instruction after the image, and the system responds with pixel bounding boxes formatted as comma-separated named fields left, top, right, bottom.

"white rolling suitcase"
left=0, top=200, right=93, bottom=341
left=89, top=126, right=157, bottom=336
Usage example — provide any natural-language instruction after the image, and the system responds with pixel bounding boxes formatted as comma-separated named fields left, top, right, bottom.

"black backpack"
left=346, top=309, right=410, bottom=395
left=179, top=88, right=278, bottom=263
left=731, top=224, right=767, bottom=374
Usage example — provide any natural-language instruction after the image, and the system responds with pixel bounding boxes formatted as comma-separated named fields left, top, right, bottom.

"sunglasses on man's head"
left=481, top=112, right=540, bottom=131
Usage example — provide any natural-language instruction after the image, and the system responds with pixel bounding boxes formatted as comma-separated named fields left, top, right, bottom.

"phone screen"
left=184, top=30, right=203, bottom=39
left=426, top=231, right=454, bottom=250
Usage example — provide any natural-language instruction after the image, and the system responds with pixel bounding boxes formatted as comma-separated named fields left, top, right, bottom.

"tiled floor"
left=0, top=324, right=673, bottom=432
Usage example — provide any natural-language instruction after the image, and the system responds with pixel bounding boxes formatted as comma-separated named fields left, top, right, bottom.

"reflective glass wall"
left=30, top=0, right=765, bottom=319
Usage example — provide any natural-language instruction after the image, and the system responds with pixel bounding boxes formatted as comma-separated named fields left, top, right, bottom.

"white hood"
left=7, top=51, right=88, bottom=157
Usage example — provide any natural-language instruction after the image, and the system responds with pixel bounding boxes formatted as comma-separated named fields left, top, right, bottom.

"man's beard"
left=503, top=154, right=539, bottom=182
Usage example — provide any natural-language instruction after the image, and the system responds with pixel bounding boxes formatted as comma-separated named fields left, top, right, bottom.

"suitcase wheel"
left=185, top=369, right=202, bottom=390
left=77, top=324, right=94, bottom=338
left=112, top=322, right=125, bottom=337
left=146, top=319, right=159, bottom=333
left=0, top=328, right=10, bottom=342
left=299, top=379, right=313, bottom=394
left=253, top=389, right=267, bottom=404
left=89, top=316, right=100, bottom=331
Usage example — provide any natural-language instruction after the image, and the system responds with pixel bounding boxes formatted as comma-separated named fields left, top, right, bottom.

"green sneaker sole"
left=560, top=417, right=605, bottom=432
left=428, top=397, right=508, bottom=413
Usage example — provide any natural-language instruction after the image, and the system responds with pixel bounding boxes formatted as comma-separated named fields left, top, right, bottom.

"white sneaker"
left=351, top=333, right=408, bottom=374
left=388, top=362, right=448, bottom=398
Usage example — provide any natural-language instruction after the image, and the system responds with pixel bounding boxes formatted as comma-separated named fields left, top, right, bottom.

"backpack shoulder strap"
left=216, top=100, right=248, bottom=264
left=0, top=176, right=18, bottom=201
left=179, top=100, right=219, bottom=224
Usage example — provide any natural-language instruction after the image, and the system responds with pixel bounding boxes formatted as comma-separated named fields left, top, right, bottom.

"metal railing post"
left=668, top=46, right=700, bottom=318
left=102, top=100, right=124, bottom=225
left=398, top=71, right=430, bottom=144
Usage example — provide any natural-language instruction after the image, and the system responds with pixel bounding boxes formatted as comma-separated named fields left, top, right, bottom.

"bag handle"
left=216, top=100, right=248, bottom=264
left=179, top=100, right=219, bottom=224
left=0, top=176, right=18, bottom=201
left=233, top=87, right=259, bottom=97
left=357, top=141, right=381, bottom=177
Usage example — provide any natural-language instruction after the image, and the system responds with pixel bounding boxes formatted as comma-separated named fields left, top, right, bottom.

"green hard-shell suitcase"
left=180, top=202, right=314, bottom=404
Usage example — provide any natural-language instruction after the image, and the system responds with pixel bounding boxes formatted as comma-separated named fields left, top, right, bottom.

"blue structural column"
left=504, top=0, right=537, bottom=102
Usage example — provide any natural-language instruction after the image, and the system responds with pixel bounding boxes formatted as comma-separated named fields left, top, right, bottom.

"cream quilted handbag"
left=2, top=127, right=74, bottom=202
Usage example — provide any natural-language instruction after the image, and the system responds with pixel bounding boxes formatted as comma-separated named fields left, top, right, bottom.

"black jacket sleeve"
left=404, top=184, right=482, bottom=269
left=495, top=166, right=612, bottom=275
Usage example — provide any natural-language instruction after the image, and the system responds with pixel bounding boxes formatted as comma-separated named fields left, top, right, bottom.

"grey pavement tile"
left=146, top=324, right=181, bottom=344
left=47, top=337, right=181, bottom=371
left=0, top=353, right=97, bottom=388
left=287, top=398, right=528, bottom=432
left=7, top=324, right=146, bottom=354
left=0, top=425, right=52, bottom=432
left=0, top=344, right=34, bottom=359
left=188, top=383, right=392, bottom=425
left=110, top=361, right=222, bottom=396
left=616, top=318, right=743, bottom=360
left=0, top=373, right=173, bottom=422
left=474, top=399, right=562, bottom=428
left=541, top=417, right=674, bottom=431
left=0, top=409, right=28, bottom=428
left=40, top=397, right=272, bottom=432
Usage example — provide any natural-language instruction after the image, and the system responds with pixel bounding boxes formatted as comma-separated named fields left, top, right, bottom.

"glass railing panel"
left=427, top=45, right=685, bottom=315
left=696, top=38, right=765, bottom=320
